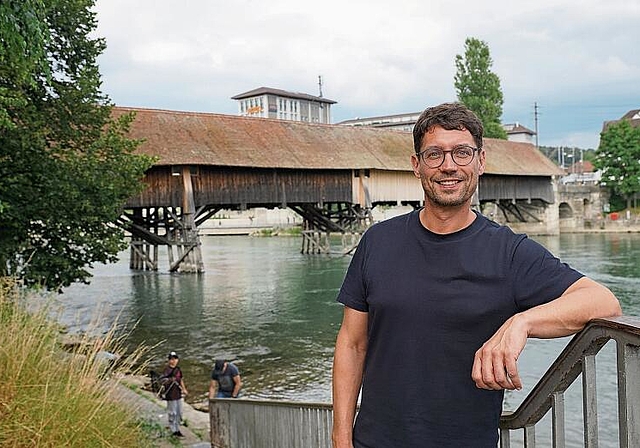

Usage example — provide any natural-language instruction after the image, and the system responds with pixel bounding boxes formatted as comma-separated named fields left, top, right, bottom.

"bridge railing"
left=499, top=316, right=640, bottom=448
left=209, top=316, right=640, bottom=448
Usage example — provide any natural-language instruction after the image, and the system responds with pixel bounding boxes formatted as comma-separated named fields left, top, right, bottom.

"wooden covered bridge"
left=116, top=107, right=563, bottom=272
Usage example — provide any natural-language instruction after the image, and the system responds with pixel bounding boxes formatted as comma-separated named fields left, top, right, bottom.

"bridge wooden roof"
left=114, top=107, right=563, bottom=176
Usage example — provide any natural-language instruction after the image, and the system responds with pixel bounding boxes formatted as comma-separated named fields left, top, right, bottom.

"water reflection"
left=76, top=236, right=352, bottom=403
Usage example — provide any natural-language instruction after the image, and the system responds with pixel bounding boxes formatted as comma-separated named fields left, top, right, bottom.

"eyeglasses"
left=416, top=145, right=479, bottom=168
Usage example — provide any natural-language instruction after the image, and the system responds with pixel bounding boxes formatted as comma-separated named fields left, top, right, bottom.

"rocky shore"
left=112, top=374, right=211, bottom=448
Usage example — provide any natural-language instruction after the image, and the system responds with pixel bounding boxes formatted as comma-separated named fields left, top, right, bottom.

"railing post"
left=582, top=354, right=598, bottom=447
left=552, top=391, right=565, bottom=448
left=617, top=342, right=640, bottom=448
left=500, top=428, right=511, bottom=448
left=210, top=399, right=231, bottom=448
left=499, top=318, right=640, bottom=448
left=524, top=425, right=535, bottom=448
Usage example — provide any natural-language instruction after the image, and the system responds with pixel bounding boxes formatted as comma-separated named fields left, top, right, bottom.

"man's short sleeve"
left=227, top=363, right=239, bottom=377
left=336, top=232, right=369, bottom=312
left=511, top=237, right=584, bottom=310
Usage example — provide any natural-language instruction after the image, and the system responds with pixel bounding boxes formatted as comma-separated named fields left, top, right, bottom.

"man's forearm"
left=522, top=277, right=621, bottom=338
left=332, top=336, right=366, bottom=446
left=472, top=277, right=621, bottom=391
left=208, top=382, right=217, bottom=399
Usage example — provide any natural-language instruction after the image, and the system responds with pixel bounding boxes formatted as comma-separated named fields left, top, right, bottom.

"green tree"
left=454, top=37, right=508, bottom=139
left=0, top=0, right=154, bottom=289
left=594, top=120, right=640, bottom=210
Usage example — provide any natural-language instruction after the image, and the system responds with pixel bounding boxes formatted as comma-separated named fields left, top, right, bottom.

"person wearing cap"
left=209, top=359, right=242, bottom=399
left=162, top=351, right=188, bottom=437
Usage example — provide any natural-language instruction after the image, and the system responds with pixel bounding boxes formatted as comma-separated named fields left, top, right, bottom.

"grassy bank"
left=0, top=278, right=153, bottom=447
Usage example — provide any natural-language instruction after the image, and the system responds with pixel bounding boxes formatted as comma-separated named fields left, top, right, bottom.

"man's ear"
left=411, top=153, right=421, bottom=178
left=478, top=149, right=486, bottom=176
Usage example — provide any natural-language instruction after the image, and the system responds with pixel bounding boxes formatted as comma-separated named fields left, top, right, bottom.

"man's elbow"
left=594, top=285, right=622, bottom=318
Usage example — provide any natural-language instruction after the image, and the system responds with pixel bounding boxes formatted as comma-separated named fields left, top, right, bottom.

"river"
left=58, top=230, right=640, bottom=447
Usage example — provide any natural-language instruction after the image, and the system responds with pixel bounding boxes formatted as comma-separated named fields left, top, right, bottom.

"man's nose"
left=439, top=152, right=458, bottom=170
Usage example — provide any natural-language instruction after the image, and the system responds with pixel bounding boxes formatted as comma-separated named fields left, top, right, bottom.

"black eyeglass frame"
left=415, top=146, right=480, bottom=168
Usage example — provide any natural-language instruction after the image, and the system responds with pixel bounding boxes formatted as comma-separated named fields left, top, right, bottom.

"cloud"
left=94, top=0, right=640, bottom=147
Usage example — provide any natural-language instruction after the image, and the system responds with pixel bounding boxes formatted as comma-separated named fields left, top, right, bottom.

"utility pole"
left=533, top=102, right=539, bottom=148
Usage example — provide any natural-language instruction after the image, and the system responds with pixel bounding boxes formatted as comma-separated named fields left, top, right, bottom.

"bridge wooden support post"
left=296, top=203, right=372, bottom=255
left=124, top=168, right=204, bottom=273
left=129, top=208, right=158, bottom=271
left=300, top=221, right=331, bottom=254
left=305, top=230, right=329, bottom=254
left=168, top=167, right=204, bottom=273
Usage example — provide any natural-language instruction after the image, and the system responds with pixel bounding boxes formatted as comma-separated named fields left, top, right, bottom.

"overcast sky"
left=94, top=0, right=639, bottom=149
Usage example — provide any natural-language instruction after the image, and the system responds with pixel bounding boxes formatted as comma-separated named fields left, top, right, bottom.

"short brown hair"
left=413, top=102, right=484, bottom=152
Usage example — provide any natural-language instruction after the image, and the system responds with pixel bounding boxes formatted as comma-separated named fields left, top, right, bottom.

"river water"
left=58, top=231, right=640, bottom=447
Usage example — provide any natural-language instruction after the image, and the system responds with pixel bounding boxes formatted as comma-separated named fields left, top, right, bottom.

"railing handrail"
left=212, top=396, right=334, bottom=410
left=500, top=315, right=640, bottom=429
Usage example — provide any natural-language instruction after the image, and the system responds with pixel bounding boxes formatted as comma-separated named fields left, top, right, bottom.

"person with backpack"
left=209, top=359, right=242, bottom=399
left=161, top=351, right=188, bottom=437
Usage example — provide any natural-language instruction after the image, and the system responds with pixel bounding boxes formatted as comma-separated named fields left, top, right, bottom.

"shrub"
left=0, top=278, right=152, bottom=447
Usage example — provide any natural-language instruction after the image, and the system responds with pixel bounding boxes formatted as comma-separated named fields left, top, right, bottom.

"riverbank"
left=113, top=375, right=210, bottom=448
left=561, top=221, right=640, bottom=234
left=0, top=282, right=152, bottom=447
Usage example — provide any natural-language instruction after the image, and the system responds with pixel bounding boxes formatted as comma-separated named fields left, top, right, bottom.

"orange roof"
left=114, top=107, right=563, bottom=176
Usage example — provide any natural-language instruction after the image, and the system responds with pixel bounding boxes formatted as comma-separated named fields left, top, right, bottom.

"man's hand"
left=471, top=314, right=528, bottom=390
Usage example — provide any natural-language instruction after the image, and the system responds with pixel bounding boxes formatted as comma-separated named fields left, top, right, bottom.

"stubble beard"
left=422, top=173, right=479, bottom=208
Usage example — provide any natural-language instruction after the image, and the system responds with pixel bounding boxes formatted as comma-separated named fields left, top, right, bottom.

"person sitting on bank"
left=209, top=359, right=242, bottom=399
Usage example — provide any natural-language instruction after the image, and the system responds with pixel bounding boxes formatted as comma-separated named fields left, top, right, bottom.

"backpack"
left=150, top=368, right=177, bottom=400
left=149, top=370, right=162, bottom=394
left=218, top=373, right=235, bottom=392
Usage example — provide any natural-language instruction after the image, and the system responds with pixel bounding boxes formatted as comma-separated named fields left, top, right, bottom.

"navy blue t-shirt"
left=336, top=210, right=583, bottom=448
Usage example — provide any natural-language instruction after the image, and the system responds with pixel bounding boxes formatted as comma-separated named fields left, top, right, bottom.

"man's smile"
left=435, top=178, right=464, bottom=187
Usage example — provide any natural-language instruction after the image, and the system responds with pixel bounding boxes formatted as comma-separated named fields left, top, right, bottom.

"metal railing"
left=209, top=316, right=640, bottom=448
left=499, top=316, right=640, bottom=448
left=209, top=398, right=333, bottom=448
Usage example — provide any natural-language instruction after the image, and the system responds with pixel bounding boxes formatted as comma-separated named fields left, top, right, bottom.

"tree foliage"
left=454, top=37, right=508, bottom=140
left=0, top=0, right=154, bottom=289
left=593, top=120, right=640, bottom=208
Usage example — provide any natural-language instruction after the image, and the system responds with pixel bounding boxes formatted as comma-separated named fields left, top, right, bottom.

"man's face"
left=411, top=125, right=485, bottom=208
left=168, top=357, right=179, bottom=367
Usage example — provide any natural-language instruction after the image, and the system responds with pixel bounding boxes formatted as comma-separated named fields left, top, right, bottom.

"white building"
left=231, top=87, right=336, bottom=124
left=339, top=114, right=537, bottom=144
left=502, top=122, right=536, bottom=144
left=337, top=112, right=422, bottom=132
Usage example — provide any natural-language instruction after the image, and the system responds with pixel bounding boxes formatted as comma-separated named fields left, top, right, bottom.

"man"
left=209, top=359, right=242, bottom=399
left=332, top=102, right=621, bottom=448
left=161, top=351, right=188, bottom=437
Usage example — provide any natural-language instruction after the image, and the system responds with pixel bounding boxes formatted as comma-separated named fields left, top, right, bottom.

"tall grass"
left=0, top=278, right=152, bottom=447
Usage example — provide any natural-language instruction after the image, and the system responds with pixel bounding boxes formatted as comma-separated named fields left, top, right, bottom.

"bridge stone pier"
left=557, top=183, right=609, bottom=231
